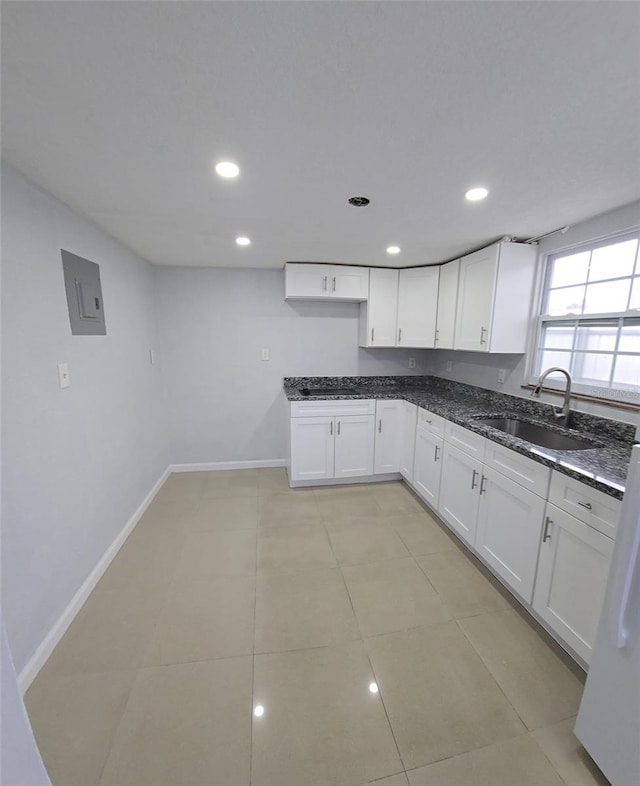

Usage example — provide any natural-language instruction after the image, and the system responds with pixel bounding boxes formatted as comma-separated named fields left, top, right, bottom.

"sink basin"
left=475, top=418, right=601, bottom=451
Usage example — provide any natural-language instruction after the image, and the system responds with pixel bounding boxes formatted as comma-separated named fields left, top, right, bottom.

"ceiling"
left=2, top=1, right=639, bottom=270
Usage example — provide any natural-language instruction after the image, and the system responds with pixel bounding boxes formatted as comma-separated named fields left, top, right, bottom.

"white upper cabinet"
left=397, top=266, right=440, bottom=347
left=359, top=268, right=399, bottom=347
left=435, top=259, right=459, bottom=350
left=285, top=263, right=369, bottom=301
left=454, top=242, right=537, bottom=353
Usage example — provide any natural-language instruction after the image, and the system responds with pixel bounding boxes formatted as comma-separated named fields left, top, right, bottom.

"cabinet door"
left=435, top=259, right=459, bottom=349
left=438, top=442, right=482, bottom=546
left=374, top=400, right=403, bottom=474
left=290, top=417, right=335, bottom=482
left=454, top=247, right=497, bottom=351
left=533, top=505, right=614, bottom=665
left=400, top=401, right=418, bottom=483
left=285, top=263, right=331, bottom=299
left=397, top=267, right=440, bottom=347
left=476, top=467, right=546, bottom=603
left=413, top=428, right=443, bottom=509
left=334, top=415, right=375, bottom=478
left=330, top=266, right=369, bottom=301
left=366, top=268, right=398, bottom=346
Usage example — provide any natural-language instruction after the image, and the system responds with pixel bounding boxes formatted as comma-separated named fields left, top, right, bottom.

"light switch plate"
left=57, top=363, right=71, bottom=389
left=498, top=368, right=506, bottom=383
left=408, top=357, right=416, bottom=369
left=261, top=348, right=270, bottom=361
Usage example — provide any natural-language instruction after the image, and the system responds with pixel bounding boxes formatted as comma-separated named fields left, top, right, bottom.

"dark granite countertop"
left=284, top=376, right=637, bottom=499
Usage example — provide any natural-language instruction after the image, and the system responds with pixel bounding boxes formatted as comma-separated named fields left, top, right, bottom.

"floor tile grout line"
left=337, top=561, right=407, bottom=776
left=454, top=617, right=531, bottom=732
left=400, top=726, right=543, bottom=779
left=94, top=498, right=188, bottom=786
left=249, top=497, right=259, bottom=786
left=360, top=641, right=408, bottom=775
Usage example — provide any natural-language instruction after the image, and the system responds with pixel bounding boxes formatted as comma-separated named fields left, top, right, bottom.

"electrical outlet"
left=408, top=357, right=416, bottom=369
left=498, top=368, right=506, bottom=383
left=446, top=360, right=453, bottom=373
left=261, top=348, right=270, bottom=361
left=57, top=362, right=71, bottom=389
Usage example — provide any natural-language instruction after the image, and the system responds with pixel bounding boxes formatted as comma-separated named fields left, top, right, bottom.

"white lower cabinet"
left=475, top=466, right=546, bottom=604
left=438, top=442, right=482, bottom=547
left=334, top=415, right=375, bottom=478
left=399, top=401, right=418, bottom=483
left=290, top=395, right=619, bottom=666
left=413, top=425, right=443, bottom=509
left=290, top=416, right=335, bottom=482
left=374, top=400, right=403, bottom=474
left=289, top=400, right=375, bottom=483
left=533, top=503, right=614, bottom=664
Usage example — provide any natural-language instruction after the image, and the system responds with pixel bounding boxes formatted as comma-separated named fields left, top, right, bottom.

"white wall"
left=154, top=266, right=429, bottom=464
left=1, top=163, right=170, bottom=674
left=426, top=200, right=640, bottom=427
left=1, top=618, right=51, bottom=785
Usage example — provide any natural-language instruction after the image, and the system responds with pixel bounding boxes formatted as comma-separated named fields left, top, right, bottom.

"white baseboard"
left=17, top=465, right=172, bottom=695
left=289, top=472, right=401, bottom=488
left=170, top=459, right=286, bottom=472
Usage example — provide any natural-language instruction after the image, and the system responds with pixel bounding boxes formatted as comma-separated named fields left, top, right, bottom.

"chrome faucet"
left=532, top=367, right=573, bottom=427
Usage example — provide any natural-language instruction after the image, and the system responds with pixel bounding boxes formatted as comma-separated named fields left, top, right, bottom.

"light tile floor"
left=25, top=468, right=610, bottom=786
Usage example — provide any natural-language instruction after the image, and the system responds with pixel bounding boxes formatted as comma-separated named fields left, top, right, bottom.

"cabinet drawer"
left=548, top=472, right=620, bottom=539
left=290, top=399, right=376, bottom=418
left=417, top=407, right=445, bottom=438
left=483, top=441, right=551, bottom=499
left=444, top=421, right=486, bottom=459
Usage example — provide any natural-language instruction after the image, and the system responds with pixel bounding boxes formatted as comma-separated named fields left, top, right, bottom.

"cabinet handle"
left=322, top=275, right=327, bottom=291
left=337, top=420, right=341, bottom=436
left=479, top=474, right=487, bottom=495
left=330, top=421, right=333, bottom=436
left=434, top=444, right=440, bottom=462
left=332, top=276, right=336, bottom=292
left=378, top=419, right=382, bottom=433
left=425, top=419, right=432, bottom=424
left=398, top=327, right=402, bottom=342
left=542, top=516, right=553, bottom=542
left=480, top=326, right=487, bottom=344
left=371, top=328, right=375, bottom=342
left=471, top=469, right=479, bottom=490
left=578, top=501, right=592, bottom=510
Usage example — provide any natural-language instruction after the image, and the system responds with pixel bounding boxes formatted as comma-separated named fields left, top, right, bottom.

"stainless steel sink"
left=475, top=418, right=601, bottom=451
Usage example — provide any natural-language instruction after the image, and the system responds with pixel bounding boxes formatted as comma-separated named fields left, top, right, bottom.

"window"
left=535, top=231, right=640, bottom=401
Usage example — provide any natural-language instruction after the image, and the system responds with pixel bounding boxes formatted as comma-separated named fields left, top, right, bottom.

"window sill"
left=520, top=384, right=640, bottom=412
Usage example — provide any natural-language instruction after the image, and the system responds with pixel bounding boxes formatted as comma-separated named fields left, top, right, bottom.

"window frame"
left=527, top=229, right=640, bottom=407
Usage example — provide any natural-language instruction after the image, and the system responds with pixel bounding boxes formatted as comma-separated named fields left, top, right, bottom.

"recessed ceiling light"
left=235, top=236, right=251, bottom=246
left=253, top=705, right=265, bottom=717
left=465, top=187, right=488, bottom=202
left=215, top=161, right=240, bottom=178
left=369, top=682, right=379, bottom=694
left=386, top=245, right=400, bottom=255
